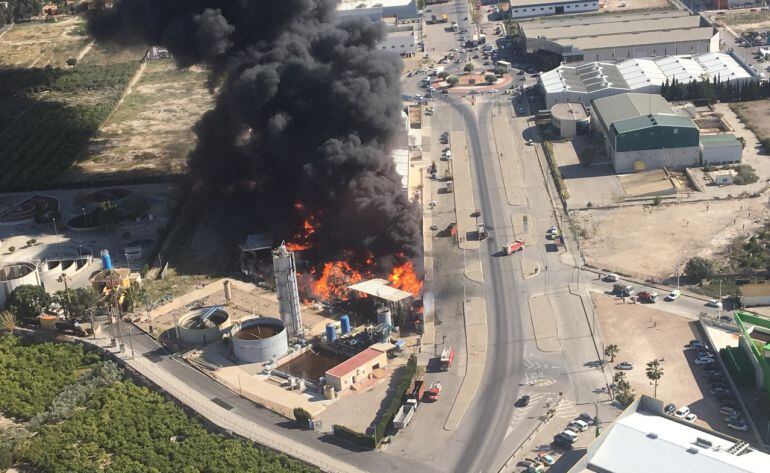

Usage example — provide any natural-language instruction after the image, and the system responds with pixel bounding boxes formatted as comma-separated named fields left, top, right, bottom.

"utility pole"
left=718, top=279, right=723, bottom=321
left=594, top=401, right=601, bottom=438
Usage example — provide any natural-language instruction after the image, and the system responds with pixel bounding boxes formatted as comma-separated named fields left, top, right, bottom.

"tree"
left=612, top=374, right=636, bottom=407
left=684, top=257, right=714, bottom=283
left=0, top=311, right=16, bottom=334
left=54, top=287, right=99, bottom=320
left=91, top=200, right=122, bottom=226
left=493, top=66, right=507, bottom=77
left=121, top=285, right=148, bottom=313
left=10, top=0, right=43, bottom=20
left=447, top=76, right=459, bottom=87
left=438, top=71, right=449, bottom=79
left=7, top=285, right=50, bottom=322
left=293, top=407, right=312, bottom=427
left=645, top=359, right=664, bottom=398
left=604, top=344, right=620, bottom=362
left=0, top=443, right=11, bottom=470
left=484, top=74, right=497, bottom=85
left=463, top=63, right=474, bottom=73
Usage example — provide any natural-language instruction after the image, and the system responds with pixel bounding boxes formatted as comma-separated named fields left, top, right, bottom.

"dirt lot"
left=0, top=17, right=91, bottom=68
left=594, top=293, right=755, bottom=442
left=573, top=197, right=769, bottom=280
left=70, top=59, right=214, bottom=181
left=599, top=0, right=673, bottom=12
left=716, top=10, right=770, bottom=34
left=731, top=99, right=770, bottom=146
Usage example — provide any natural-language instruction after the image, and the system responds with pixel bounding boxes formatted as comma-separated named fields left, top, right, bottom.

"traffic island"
left=449, top=130, right=480, bottom=250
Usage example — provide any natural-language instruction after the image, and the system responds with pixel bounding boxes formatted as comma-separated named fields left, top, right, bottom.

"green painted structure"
left=734, top=311, right=770, bottom=398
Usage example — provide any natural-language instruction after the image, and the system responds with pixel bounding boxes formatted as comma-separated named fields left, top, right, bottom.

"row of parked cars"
left=669, top=339, right=749, bottom=433
left=552, top=413, right=594, bottom=449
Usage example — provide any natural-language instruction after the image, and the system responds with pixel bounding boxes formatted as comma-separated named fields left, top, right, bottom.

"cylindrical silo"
left=340, top=315, right=351, bottom=334
left=231, top=317, right=289, bottom=364
left=377, top=307, right=392, bottom=327
left=177, top=307, right=232, bottom=345
left=326, top=323, right=337, bottom=342
left=100, top=249, right=112, bottom=270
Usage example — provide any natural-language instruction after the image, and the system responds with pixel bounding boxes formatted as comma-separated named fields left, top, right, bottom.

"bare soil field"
left=731, top=99, right=770, bottom=145
left=573, top=197, right=770, bottom=279
left=70, top=59, right=214, bottom=181
left=0, top=17, right=91, bottom=68
left=717, top=10, right=770, bottom=34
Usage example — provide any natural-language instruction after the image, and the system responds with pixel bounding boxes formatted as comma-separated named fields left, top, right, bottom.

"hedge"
left=332, top=424, right=376, bottom=450
left=374, top=354, right=417, bottom=442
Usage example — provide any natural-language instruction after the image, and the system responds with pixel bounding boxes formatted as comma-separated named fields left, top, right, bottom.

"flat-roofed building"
left=700, top=133, right=743, bottom=166
left=592, top=93, right=699, bottom=173
left=336, top=0, right=419, bottom=21
left=569, top=394, right=770, bottom=473
left=380, top=24, right=418, bottom=56
left=509, top=0, right=598, bottom=19
left=519, top=10, right=718, bottom=63
left=325, top=346, right=389, bottom=391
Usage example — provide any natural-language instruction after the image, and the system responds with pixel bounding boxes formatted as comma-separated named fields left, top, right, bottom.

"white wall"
left=380, top=29, right=417, bottom=56
left=511, top=1, right=598, bottom=19
left=614, top=147, right=700, bottom=173
left=700, top=142, right=742, bottom=165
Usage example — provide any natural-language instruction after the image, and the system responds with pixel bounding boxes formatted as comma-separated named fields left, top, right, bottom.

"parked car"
left=684, top=413, right=698, bottom=423
left=664, top=403, right=676, bottom=415
left=515, top=395, right=530, bottom=407
left=603, top=273, right=620, bottom=282
left=689, top=340, right=705, bottom=349
left=695, top=358, right=715, bottom=365
left=569, top=419, right=589, bottom=432
left=726, top=413, right=745, bottom=423
left=666, top=289, right=681, bottom=301
left=711, top=387, right=732, bottom=396
left=720, top=406, right=740, bottom=416
left=552, top=436, right=572, bottom=449
left=578, top=413, right=594, bottom=424
left=537, top=454, right=555, bottom=466
left=558, top=430, right=578, bottom=443
left=615, top=362, right=634, bottom=370
left=703, top=369, right=721, bottom=377
left=675, top=406, right=690, bottom=418
left=728, top=423, right=749, bottom=432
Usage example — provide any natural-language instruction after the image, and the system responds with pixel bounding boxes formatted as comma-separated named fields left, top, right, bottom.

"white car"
left=707, top=299, right=723, bottom=309
left=728, top=423, right=749, bottom=432
left=568, top=419, right=589, bottom=432
left=615, top=362, right=633, bottom=370
left=666, top=289, right=681, bottom=301
left=684, top=413, right=697, bottom=423
left=560, top=430, right=578, bottom=441
left=603, top=273, right=620, bottom=282
left=674, top=406, right=690, bottom=418
left=695, top=357, right=715, bottom=365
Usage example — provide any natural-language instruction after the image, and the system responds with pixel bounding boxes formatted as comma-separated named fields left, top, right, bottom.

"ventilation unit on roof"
left=686, top=447, right=700, bottom=455
left=695, top=438, right=713, bottom=448
left=647, top=432, right=658, bottom=439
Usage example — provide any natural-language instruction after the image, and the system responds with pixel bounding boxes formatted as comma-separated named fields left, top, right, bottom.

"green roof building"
left=734, top=311, right=770, bottom=400
left=592, top=93, right=700, bottom=173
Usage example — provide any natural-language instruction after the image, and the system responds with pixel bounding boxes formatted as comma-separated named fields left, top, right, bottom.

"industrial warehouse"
left=540, top=53, right=756, bottom=108
left=592, top=93, right=700, bottom=173
left=508, top=0, right=599, bottom=20
left=518, top=10, right=719, bottom=63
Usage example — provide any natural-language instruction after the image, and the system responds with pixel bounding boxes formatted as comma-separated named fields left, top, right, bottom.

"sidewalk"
left=84, top=333, right=364, bottom=473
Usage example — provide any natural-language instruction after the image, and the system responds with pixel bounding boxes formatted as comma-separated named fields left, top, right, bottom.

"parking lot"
left=594, top=293, right=755, bottom=443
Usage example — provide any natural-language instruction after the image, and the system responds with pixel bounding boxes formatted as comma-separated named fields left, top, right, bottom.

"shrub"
left=484, top=74, right=496, bottom=85
left=6, top=247, right=14, bottom=253
left=734, top=164, right=759, bottom=185
left=293, top=407, right=312, bottom=427
left=685, top=257, right=714, bottom=283
left=447, top=76, right=459, bottom=87
left=332, top=424, right=376, bottom=449
left=0, top=444, right=11, bottom=470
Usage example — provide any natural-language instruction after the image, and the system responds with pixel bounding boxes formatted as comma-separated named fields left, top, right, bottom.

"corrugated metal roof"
left=593, top=93, right=674, bottom=128
left=325, top=348, right=384, bottom=378
left=701, top=134, right=740, bottom=146
left=612, top=114, right=697, bottom=134
left=348, top=278, right=413, bottom=302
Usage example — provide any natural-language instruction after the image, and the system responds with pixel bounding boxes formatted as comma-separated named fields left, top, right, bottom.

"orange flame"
left=388, top=260, right=423, bottom=297
left=309, top=261, right=367, bottom=302
left=286, top=203, right=318, bottom=251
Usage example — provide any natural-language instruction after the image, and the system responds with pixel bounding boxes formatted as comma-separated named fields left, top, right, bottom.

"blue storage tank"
left=325, top=323, right=337, bottom=342
left=100, top=249, right=112, bottom=270
left=340, top=315, right=351, bottom=335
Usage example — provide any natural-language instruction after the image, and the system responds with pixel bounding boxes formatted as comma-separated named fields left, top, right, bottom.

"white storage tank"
left=231, top=317, right=289, bottom=364
left=0, top=262, right=41, bottom=309
left=177, top=306, right=232, bottom=345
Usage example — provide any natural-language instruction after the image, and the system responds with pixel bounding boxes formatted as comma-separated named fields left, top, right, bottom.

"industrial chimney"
left=272, top=243, right=303, bottom=338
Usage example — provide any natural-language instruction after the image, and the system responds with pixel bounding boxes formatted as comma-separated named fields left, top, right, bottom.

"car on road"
left=707, top=299, right=723, bottom=309
left=728, top=423, right=749, bottom=432
left=666, top=289, right=681, bottom=301
left=674, top=406, right=690, bottom=418
left=603, top=273, right=620, bottom=282
left=615, top=362, right=633, bottom=370
left=684, top=413, right=698, bottom=423
left=515, top=395, right=531, bottom=407
left=664, top=403, right=676, bottom=415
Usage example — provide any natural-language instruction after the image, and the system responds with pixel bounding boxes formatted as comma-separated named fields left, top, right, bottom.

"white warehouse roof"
left=542, top=53, right=753, bottom=96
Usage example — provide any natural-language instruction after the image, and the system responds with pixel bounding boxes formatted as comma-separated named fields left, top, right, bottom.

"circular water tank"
left=231, top=317, right=288, bottom=364
left=377, top=307, right=393, bottom=327
left=177, top=307, right=231, bottom=345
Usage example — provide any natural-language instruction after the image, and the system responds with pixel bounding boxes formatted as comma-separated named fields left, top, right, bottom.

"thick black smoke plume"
left=89, top=0, right=422, bottom=265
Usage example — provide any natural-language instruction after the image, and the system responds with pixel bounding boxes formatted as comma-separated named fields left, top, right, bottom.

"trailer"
left=440, top=346, right=455, bottom=371
left=502, top=240, right=525, bottom=255
left=410, top=376, right=426, bottom=403
left=393, top=398, right=417, bottom=430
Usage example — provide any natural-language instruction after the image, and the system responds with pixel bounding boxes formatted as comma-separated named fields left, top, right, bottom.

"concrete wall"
left=701, top=142, right=742, bottom=165
left=511, top=1, right=598, bottom=19
left=0, top=263, right=41, bottom=309
left=740, top=295, right=770, bottom=307
left=231, top=318, right=289, bottom=364
left=613, top=146, right=700, bottom=173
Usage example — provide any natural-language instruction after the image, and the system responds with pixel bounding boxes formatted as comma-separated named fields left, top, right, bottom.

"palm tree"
left=0, top=311, right=16, bottom=334
left=604, top=344, right=620, bottom=363
left=645, top=359, right=664, bottom=398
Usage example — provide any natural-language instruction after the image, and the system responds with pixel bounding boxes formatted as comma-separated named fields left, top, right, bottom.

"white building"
left=336, top=0, right=419, bottom=21
left=569, top=395, right=769, bottom=473
left=700, top=134, right=743, bottom=166
left=520, top=10, right=718, bottom=64
left=509, top=0, right=598, bottom=19
left=541, top=53, right=755, bottom=108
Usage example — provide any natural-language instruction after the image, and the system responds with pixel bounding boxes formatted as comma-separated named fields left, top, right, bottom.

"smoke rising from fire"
left=89, top=0, right=422, bottom=267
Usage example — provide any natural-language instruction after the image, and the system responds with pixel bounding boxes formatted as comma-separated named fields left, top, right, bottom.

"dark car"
left=552, top=435, right=573, bottom=449
left=664, top=403, right=676, bottom=415
left=703, top=369, right=721, bottom=377
left=578, top=412, right=594, bottom=424
left=515, top=395, right=531, bottom=408
left=689, top=340, right=705, bottom=349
